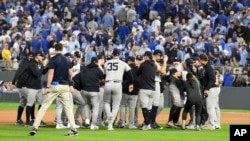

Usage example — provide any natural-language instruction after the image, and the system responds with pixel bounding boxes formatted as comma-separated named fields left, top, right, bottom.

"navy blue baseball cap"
left=144, top=51, right=153, bottom=59
left=28, top=52, right=34, bottom=57
left=91, top=56, right=98, bottom=63
left=153, top=49, right=163, bottom=56
left=136, top=55, right=143, bottom=60
left=74, top=51, right=81, bottom=58
left=128, top=56, right=135, bottom=62
left=65, top=52, right=73, bottom=58
left=170, top=68, right=178, bottom=75
left=112, top=49, right=120, bottom=56
left=35, top=51, right=44, bottom=57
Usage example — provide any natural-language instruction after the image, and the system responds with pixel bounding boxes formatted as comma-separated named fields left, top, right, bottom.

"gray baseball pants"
left=103, top=82, right=122, bottom=127
left=119, top=93, right=138, bottom=126
left=206, top=87, right=220, bottom=126
left=82, top=90, right=100, bottom=126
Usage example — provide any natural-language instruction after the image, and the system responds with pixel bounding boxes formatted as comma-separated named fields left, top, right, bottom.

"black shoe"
left=29, top=128, right=37, bottom=136
left=39, top=121, right=47, bottom=127
left=15, top=119, right=24, bottom=125
left=65, top=129, right=78, bottom=136
left=151, top=123, right=163, bottom=129
left=30, top=119, right=35, bottom=125
left=75, top=120, right=81, bottom=126
left=25, top=121, right=33, bottom=127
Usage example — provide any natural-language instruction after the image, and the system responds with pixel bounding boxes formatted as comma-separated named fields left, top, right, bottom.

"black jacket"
left=74, top=63, right=104, bottom=92
left=202, top=62, right=216, bottom=91
left=25, top=59, right=47, bottom=89
left=137, top=60, right=157, bottom=90
left=122, top=63, right=140, bottom=95
left=12, top=58, right=30, bottom=88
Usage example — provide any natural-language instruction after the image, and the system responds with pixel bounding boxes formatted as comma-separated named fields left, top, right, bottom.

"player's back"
left=104, top=58, right=131, bottom=82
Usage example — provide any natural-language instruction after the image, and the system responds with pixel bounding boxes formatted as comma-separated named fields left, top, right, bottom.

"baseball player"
left=134, top=55, right=144, bottom=127
left=137, top=51, right=157, bottom=130
left=151, top=50, right=167, bottom=129
left=118, top=56, right=140, bottom=129
left=24, top=51, right=48, bottom=127
left=166, top=68, right=185, bottom=128
left=96, top=54, right=106, bottom=126
left=11, top=52, right=34, bottom=125
left=199, top=54, right=220, bottom=130
left=78, top=56, right=104, bottom=130
left=103, top=48, right=134, bottom=131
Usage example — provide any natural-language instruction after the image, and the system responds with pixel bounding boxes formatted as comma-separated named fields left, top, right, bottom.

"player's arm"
left=157, top=55, right=168, bottom=74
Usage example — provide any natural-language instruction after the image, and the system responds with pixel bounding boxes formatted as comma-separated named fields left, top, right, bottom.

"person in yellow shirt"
left=1, top=44, right=12, bottom=70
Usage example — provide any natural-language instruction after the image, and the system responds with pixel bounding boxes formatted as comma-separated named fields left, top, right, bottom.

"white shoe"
left=56, top=123, right=67, bottom=129
left=97, top=121, right=105, bottom=127
left=105, top=116, right=113, bottom=125
left=90, top=125, right=99, bottom=130
left=107, top=125, right=114, bottom=131
left=186, top=124, right=196, bottom=129
left=142, top=125, right=151, bottom=131
left=215, top=125, right=221, bottom=129
left=75, top=124, right=80, bottom=129
left=66, top=123, right=80, bottom=128
left=128, top=125, right=137, bottom=129
left=85, top=119, right=90, bottom=126
left=202, top=124, right=216, bottom=130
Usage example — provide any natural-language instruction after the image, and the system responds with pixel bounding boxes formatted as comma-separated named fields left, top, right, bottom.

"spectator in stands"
left=208, top=40, right=221, bottom=66
left=231, top=43, right=241, bottom=67
left=241, top=72, right=250, bottom=87
left=1, top=43, right=12, bottom=69
left=232, top=69, right=243, bottom=87
left=222, top=69, right=233, bottom=87
left=116, top=21, right=130, bottom=45
left=239, top=44, right=248, bottom=67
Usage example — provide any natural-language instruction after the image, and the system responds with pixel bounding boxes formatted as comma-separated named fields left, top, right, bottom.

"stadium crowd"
left=1, top=0, right=250, bottom=83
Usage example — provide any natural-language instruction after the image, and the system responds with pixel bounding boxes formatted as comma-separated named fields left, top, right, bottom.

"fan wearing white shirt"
left=60, top=36, right=69, bottom=54
left=151, top=16, right=161, bottom=34
left=9, top=12, right=19, bottom=28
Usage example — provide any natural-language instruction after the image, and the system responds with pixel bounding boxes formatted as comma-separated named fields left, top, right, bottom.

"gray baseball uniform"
left=103, top=58, right=132, bottom=130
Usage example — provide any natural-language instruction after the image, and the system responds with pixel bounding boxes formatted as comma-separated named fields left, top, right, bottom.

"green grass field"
left=0, top=102, right=246, bottom=141
left=0, top=124, right=230, bottom=141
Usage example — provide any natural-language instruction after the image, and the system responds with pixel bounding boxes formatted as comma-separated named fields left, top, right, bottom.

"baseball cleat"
left=29, top=128, right=37, bottom=136
left=65, top=129, right=78, bottom=136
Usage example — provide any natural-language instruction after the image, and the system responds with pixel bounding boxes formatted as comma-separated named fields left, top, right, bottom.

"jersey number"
left=107, top=62, right=118, bottom=71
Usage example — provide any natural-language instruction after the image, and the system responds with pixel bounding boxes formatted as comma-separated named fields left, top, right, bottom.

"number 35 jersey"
left=104, top=58, right=131, bottom=82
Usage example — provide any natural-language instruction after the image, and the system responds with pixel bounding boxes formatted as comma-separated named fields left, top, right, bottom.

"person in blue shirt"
left=102, top=10, right=114, bottom=30
left=239, top=44, right=248, bottom=67
left=222, top=69, right=233, bottom=87
left=31, top=34, right=42, bottom=52
left=218, top=10, right=228, bottom=27
left=116, top=21, right=130, bottom=45
left=85, top=44, right=97, bottom=65
left=141, top=26, right=151, bottom=42
left=55, top=28, right=64, bottom=42
left=153, top=0, right=166, bottom=23
left=136, top=0, right=148, bottom=19
left=40, top=21, right=50, bottom=39
left=148, top=37, right=156, bottom=51
left=155, top=40, right=164, bottom=54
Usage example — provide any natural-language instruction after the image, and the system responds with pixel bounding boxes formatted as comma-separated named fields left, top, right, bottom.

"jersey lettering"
left=107, top=62, right=118, bottom=71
